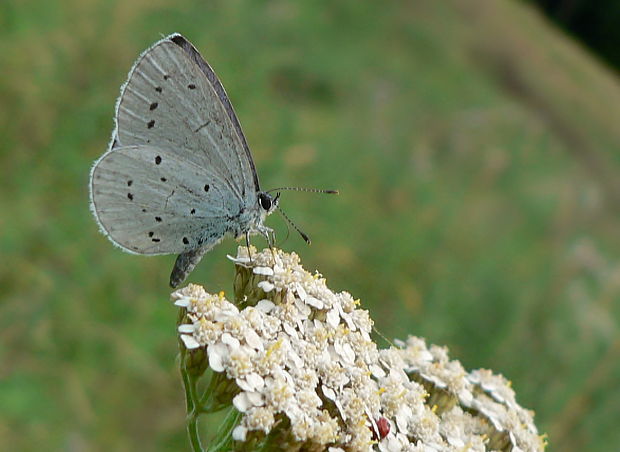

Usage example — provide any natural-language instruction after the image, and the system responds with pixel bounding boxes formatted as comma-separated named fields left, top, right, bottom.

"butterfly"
left=89, top=33, right=287, bottom=288
left=90, top=34, right=337, bottom=287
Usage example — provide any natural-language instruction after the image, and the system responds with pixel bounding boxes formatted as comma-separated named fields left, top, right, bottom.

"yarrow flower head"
left=172, top=247, right=546, bottom=451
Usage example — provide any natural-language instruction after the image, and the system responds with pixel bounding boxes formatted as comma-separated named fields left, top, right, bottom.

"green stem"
left=200, top=370, right=222, bottom=411
left=187, top=409, right=203, bottom=452
left=188, top=373, right=201, bottom=410
left=180, top=355, right=195, bottom=413
left=208, top=408, right=242, bottom=452
left=181, top=352, right=205, bottom=451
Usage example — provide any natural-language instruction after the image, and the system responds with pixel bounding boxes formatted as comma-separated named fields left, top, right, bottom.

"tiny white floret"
left=180, top=334, right=200, bottom=349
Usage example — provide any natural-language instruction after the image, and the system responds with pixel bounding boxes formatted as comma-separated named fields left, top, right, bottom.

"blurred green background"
left=2, top=0, right=620, bottom=450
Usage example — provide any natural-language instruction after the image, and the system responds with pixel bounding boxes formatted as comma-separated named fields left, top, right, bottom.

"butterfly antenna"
left=266, top=187, right=339, bottom=195
left=278, top=217, right=291, bottom=247
left=275, top=205, right=311, bottom=245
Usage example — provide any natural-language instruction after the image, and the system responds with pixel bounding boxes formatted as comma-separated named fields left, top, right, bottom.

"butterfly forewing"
left=91, top=144, right=234, bottom=255
left=114, top=35, right=257, bottom=202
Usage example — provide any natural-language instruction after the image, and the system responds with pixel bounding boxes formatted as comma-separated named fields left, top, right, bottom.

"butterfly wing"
left=112, top=33, right=259, bottom=203
left=90, top=144, right=237, bottom=255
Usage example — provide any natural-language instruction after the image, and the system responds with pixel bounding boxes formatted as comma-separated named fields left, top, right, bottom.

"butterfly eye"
left=259, top=193, right=272, bottom=211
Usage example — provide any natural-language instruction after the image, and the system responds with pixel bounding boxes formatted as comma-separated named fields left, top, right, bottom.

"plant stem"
left=200, top=370, right=221, bottom=411
left=181, top=354, right=195, bottom=413
left=187, top=408, right=203, bottom=452
left=181, top=353, right=204, bottom=451
left=208, top=408, right=242, bottom=452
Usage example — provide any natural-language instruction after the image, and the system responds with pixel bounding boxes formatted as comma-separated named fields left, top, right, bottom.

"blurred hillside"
left=526, top=0, right=620, bottom=71
left=1, top=0, right=620, bottom=450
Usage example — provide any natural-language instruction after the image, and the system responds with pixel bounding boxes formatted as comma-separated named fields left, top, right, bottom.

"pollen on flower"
left=245, top=406, right=275, bottom=432
left=173, top=248, right=545, bottom=451
left=266, top=338, right=283, bottom=357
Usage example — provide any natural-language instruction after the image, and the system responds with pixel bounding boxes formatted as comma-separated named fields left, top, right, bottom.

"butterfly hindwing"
left=90, top=144, right=236, bottom=255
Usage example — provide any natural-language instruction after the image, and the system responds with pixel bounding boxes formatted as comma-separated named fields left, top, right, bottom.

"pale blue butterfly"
left=89, top=34, right=336, bottom=287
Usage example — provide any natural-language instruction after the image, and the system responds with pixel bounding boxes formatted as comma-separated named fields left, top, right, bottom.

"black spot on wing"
left=155, top=86, right=162, bottom=93
left=155, top=216, right=162, bottom=222
left=188, top=83, right=196, bottom=90
left=149, top=102, right=158, bottom=110
left=155, top=155, right=162, bottom=165
left=190, top=208, right=195, bottom=215
left=127, top=180, right=133, bottom=186
left=160, top=177, right=167, bottom=182
left=183, top=237, right=189, bottom=245
left=204, top=184, right=210, bottom=192
left=147, top=120, right=155, bottom=129
left=127, top=193, right=134, bottom=200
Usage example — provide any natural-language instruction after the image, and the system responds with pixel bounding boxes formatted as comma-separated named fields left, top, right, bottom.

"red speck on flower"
left=377, top=417, right=390, bottom=439
left=370, top=416, right=391, bottom=440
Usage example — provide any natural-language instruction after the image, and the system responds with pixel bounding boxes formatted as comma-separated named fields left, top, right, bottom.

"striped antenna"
left=275, top=205, right=311, bottom=245
left=266, top=187, right=339, bottom=195
left=268, top=186, right=338, bottom=244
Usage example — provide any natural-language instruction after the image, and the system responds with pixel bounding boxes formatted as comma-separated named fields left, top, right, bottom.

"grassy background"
left=2, top=0, right=620, bottom=450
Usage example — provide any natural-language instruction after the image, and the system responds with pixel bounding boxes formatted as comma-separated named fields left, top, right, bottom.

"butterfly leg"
left=256, top=224, right=274, bottom=246
left=245, top=230, right=253, bottom=264
left=170, top=246, right=210, bottom=288
left=257, top=224, right=277, bottom=263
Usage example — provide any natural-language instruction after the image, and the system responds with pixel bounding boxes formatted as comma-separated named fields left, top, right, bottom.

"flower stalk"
left=172, top=247, right=546, bottom=451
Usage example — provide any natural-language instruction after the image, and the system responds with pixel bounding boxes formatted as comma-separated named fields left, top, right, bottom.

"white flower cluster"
left=171, top=247, right=545, bottom=451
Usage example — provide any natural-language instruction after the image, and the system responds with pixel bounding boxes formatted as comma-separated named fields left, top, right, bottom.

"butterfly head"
left=258, top=191, right=279, bottom=216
